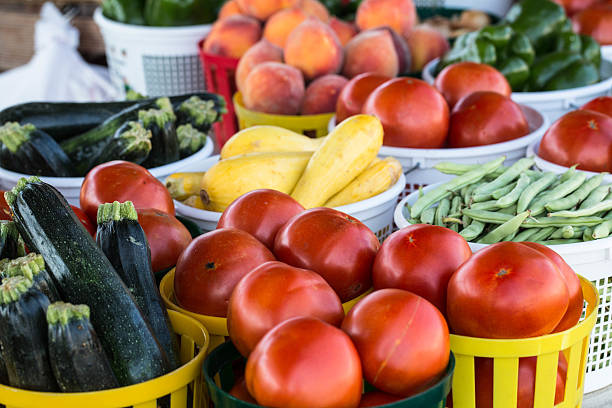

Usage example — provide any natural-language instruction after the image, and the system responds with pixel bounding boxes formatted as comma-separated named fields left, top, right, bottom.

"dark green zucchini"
left=0, top=276, right=58, bottom=391
left=97, top=201, right=179, bottom=369
left=47, top=302, right=119, bottom=392
left=0, top=123, right=73, bottom=176
left=92, top=121, right=152, bottom=167
left=5, top=177, right=171, bottom=386
left=2, top=253, right=61, bottom=302
left=0, top=221, right=25, bottom=260
left=176, top=96, right=225, bottom=133
left=140, top=98, right=179, bottom=168
left=177, top=124, right=207, bottom=158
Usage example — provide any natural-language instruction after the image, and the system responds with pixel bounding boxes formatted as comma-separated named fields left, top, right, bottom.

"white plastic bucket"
left=94, top=8, right=211, bottom=98
left=329, top=104, right=547, bottom=199
left=423, top=57, right=612, bottom=122
left=0, top=137, right=214, bottom=206
left=394, top=183, right=612, bottom=394
left=415, top=0, right=513, bottom=17
left=174, top=155, right=406, bottom=242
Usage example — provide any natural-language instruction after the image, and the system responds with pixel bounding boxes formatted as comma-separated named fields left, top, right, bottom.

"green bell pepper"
left=528, top=51, right=583, bottom=91
left=144, top=0, right=222, bottom=26
left=506, top=33, right=535, bottom=66
left=498, top=57, right=530, bottom=91
left=554, top=32, right=582, bottom=54
left=102, top=0, right=146, bottom=25
left=544, top=61, right=599, bottom=91
left=438, top=34, right=497, bottom=70
left=505, top=0, right=567, bottom=54
left=479, top=25, right=514, bottom=49
left=581, top=35, right=601, bottom=68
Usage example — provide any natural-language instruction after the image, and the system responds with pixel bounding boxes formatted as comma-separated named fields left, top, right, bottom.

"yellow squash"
left=200, top=151, right=313, bottom=212
left=325, top=157, right=402, bottom=207
left=290, top=114, right=384, bottom=208
left=220, top=126, right=325, bottom=159
left=182, top=194, right=205, bottom=210
left=165, top=172, right=205, bottom=201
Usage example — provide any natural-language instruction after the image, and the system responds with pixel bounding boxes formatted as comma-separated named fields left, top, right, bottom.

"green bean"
left=502, top=230, right=518, bottom=241
left=463, top=182, right=481, bottom=204
left=529, top=172, right=588, bottom=216
left=560, top=165, right=578, bottom=182
left=546, top=173, right=606, bottom=212
left=434, top=162, right=540, bottom=179
left=435, top=198, right=450, bottom=226
left=478, top=211, right=531, bottom=244
left=583, top=227, right=595, bottom=241
left=551, top=225, right=574, bottom=239
left=418, top=186, right=424, bottom=198
left=512, top=228, right=539, bottom=242
left=459, top=220, right=485, bottom=241
left=529, top=226, right=556, bottom=242
left=411, top=156, right=506, bottom=218
left=461, top=209, right=603, bottom=227
left=443, top=217, right=463, bottom=224
left=472, top=192, right=493, bottom=203
left=491, top=182, right=517, bottom=200
left=462, top=214, right=471, bottom=227
left=474, top=158, right=535, bottom=196
left=450, top=196, right=462, bottom=216
left=497, top=173, right=531, bottom=208
left=470, top=200, right=500, bottom=211
left=499, top=205, right=518, bottom=215
left=517, top=172, right=556, bottom=213
left=593, top=220, right=612, bottom=239
left=534, top=239, right=581, bottom=245
left=579, top=185, right=611, bottom=210
left=548, top=199, right=612, bottom=218
left=421, top=207, right=436, bottom=224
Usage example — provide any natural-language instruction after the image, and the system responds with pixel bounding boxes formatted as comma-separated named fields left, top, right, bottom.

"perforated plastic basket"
left=396, top=183, right=612, bottom=394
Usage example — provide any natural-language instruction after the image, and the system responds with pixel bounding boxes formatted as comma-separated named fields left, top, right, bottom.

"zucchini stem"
left=0, top=276, right=32, bottom=304
left=2, top=253, right=46, bottom=280
left=5, top=176, right=42, bottom=206
left=97, top=201, right=138, bottom=225
left=0, top=122, right=35, bottom=153
left=47, top=302, right=90, bottom=326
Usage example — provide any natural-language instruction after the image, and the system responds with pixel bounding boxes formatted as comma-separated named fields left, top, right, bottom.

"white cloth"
left=0, top=2, right=118, bottom=110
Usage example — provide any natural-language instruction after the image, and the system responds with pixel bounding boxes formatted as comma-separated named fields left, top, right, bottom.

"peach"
left=219, top=0, right=244, bottom=19
left=356, top=0, right=417, bottom=37
left=329, top=17, right=358, bottom=46
left=300, top=0, right=330, bottom=22
left=236, top=0, right=300, bottom=20
left=203, top=15, right=262, bottom=59
left=243, top=62, right=305, bottom=115
left=342, top=28, right=410, bottom=78
left=405, top=25, right=450, bottom=73
left=263, top=8, right=307, bottom=48
left=284, top=17, right=344, bottom=80
left=236, top=40, right=284, bottom=95
left=301, top=74, right=349, bottom=114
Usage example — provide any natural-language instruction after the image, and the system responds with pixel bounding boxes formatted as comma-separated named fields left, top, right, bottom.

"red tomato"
left=554, top=0, right=598, bottom=15
left=70, top=205, right=96, bottom=237
left=358, top=391, right=403, bottom=407
left=448, top=91, right=530, bottom=148
left=474, top=353, right=567, bottom=408
left=580, top=96, right=612, bottom=117
left=230, top=375, right=257, bottom=404
left=228, top=261, right=344, bottom=357
left=573, top=4, right=612, bottom=45
left=246, top=316, right=363, bottom=408
left=218, top=189, right=304, bottom=249
left=80, top=161, right=174, bottom=222
left=362, top=77, right=449, bottom=148
left=336, top=73, right=391, bottom=123
left=137, top=208, right=192, bottom=273
left=538, top=110, right=612, bottom=173
left=446, top=242, right=570, bottom=339
left=519, top=242, right=583, bottom=333
left=273, top=207, right=379, bottom=302
left=342, top=289, right=449, bottom=397
left=372, top=225, right=471, bottom=315
left=434, top=62, right=511, bottom=109
left=174, top=228, right=275, bottom=317
left=0, top=192, right=11, bottom=220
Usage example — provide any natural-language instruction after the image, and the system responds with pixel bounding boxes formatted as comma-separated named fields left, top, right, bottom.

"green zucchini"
left=140, top=98, right=179, bottom=168
left=0, top=122, right=73, bottom=176
left=1, top=253, right=61, bottom=302
left=176, top=96, right=224, bottom=133
left=91, top=121, right=152, bottom=167
left=0, top=276, right=57, bottom=391
left=47, top=302, right=119, bottom=392
left=0, top=221, right=25, bottom=260
left=177, top=124, right=207, bottom=158
left=97, top=201, right=179, bottom=369
left=5, top=178, right=171, bottom=386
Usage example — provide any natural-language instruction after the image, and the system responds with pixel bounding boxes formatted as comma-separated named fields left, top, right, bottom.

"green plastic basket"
left=203, top=341, right=455, bottom=408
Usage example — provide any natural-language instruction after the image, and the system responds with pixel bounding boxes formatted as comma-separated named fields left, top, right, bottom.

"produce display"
left=402, top=156, right=612, bottom=244
left=101, top=0, right=223, bottom=26
left=0, top=93, right=225, bottom=177
left=437, top=0, right=602, bottom=92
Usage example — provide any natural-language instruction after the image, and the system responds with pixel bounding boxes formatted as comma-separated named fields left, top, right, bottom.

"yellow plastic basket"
left=448, top=276, right=598, bottom=408
left=0, top=310, right=209, bottom=408
left=160, top=268, right=370, bottom=353
left=233, top=92, right=334, bottom=138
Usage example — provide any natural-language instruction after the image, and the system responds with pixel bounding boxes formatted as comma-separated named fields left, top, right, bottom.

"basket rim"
left=93, top=7, right=212, bottom=35
left=233, top=92, right=335, bottom=124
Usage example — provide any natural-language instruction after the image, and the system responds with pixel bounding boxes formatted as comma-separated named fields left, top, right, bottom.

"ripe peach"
left=302, top=74, right=349, bottom=114
left=243, top=62, right=305, bottom=115
left=343, top=28, right=410, bottom=78
left=405, top=25, right=450, bottom=72
left=203, top=15, right=262, bottom=59
left=263, top=8, right=307, bottom=48
left=284, top=17, right=344, bottom=80
left=236, top=0, right=300, bottom=20
left=219, top=0, right=243, bottom=19
left=300, top=0, right=330, bottom=22
left=356, top=0, right=417, bottom=37
left=329, top=17, right=358, bottom=46
left=236, top=40, right=284, bottom=95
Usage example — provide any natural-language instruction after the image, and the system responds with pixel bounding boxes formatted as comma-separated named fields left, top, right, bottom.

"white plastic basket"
left=0, top=136, right=214, bottom=206
left=94, top=8, right=211, bottom=98
left=414, top=0, right=513, bottom=17
left=423, top=57, right=612, bottom=123
left=173, top=155, right=406, bottom=242
left=329, top=104, right=546, bottom=200
left=395, top=183, right=612, bottom=394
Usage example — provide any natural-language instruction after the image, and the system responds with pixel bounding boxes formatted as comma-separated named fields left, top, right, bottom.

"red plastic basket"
left=198, top=39, right=240, bottom=148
